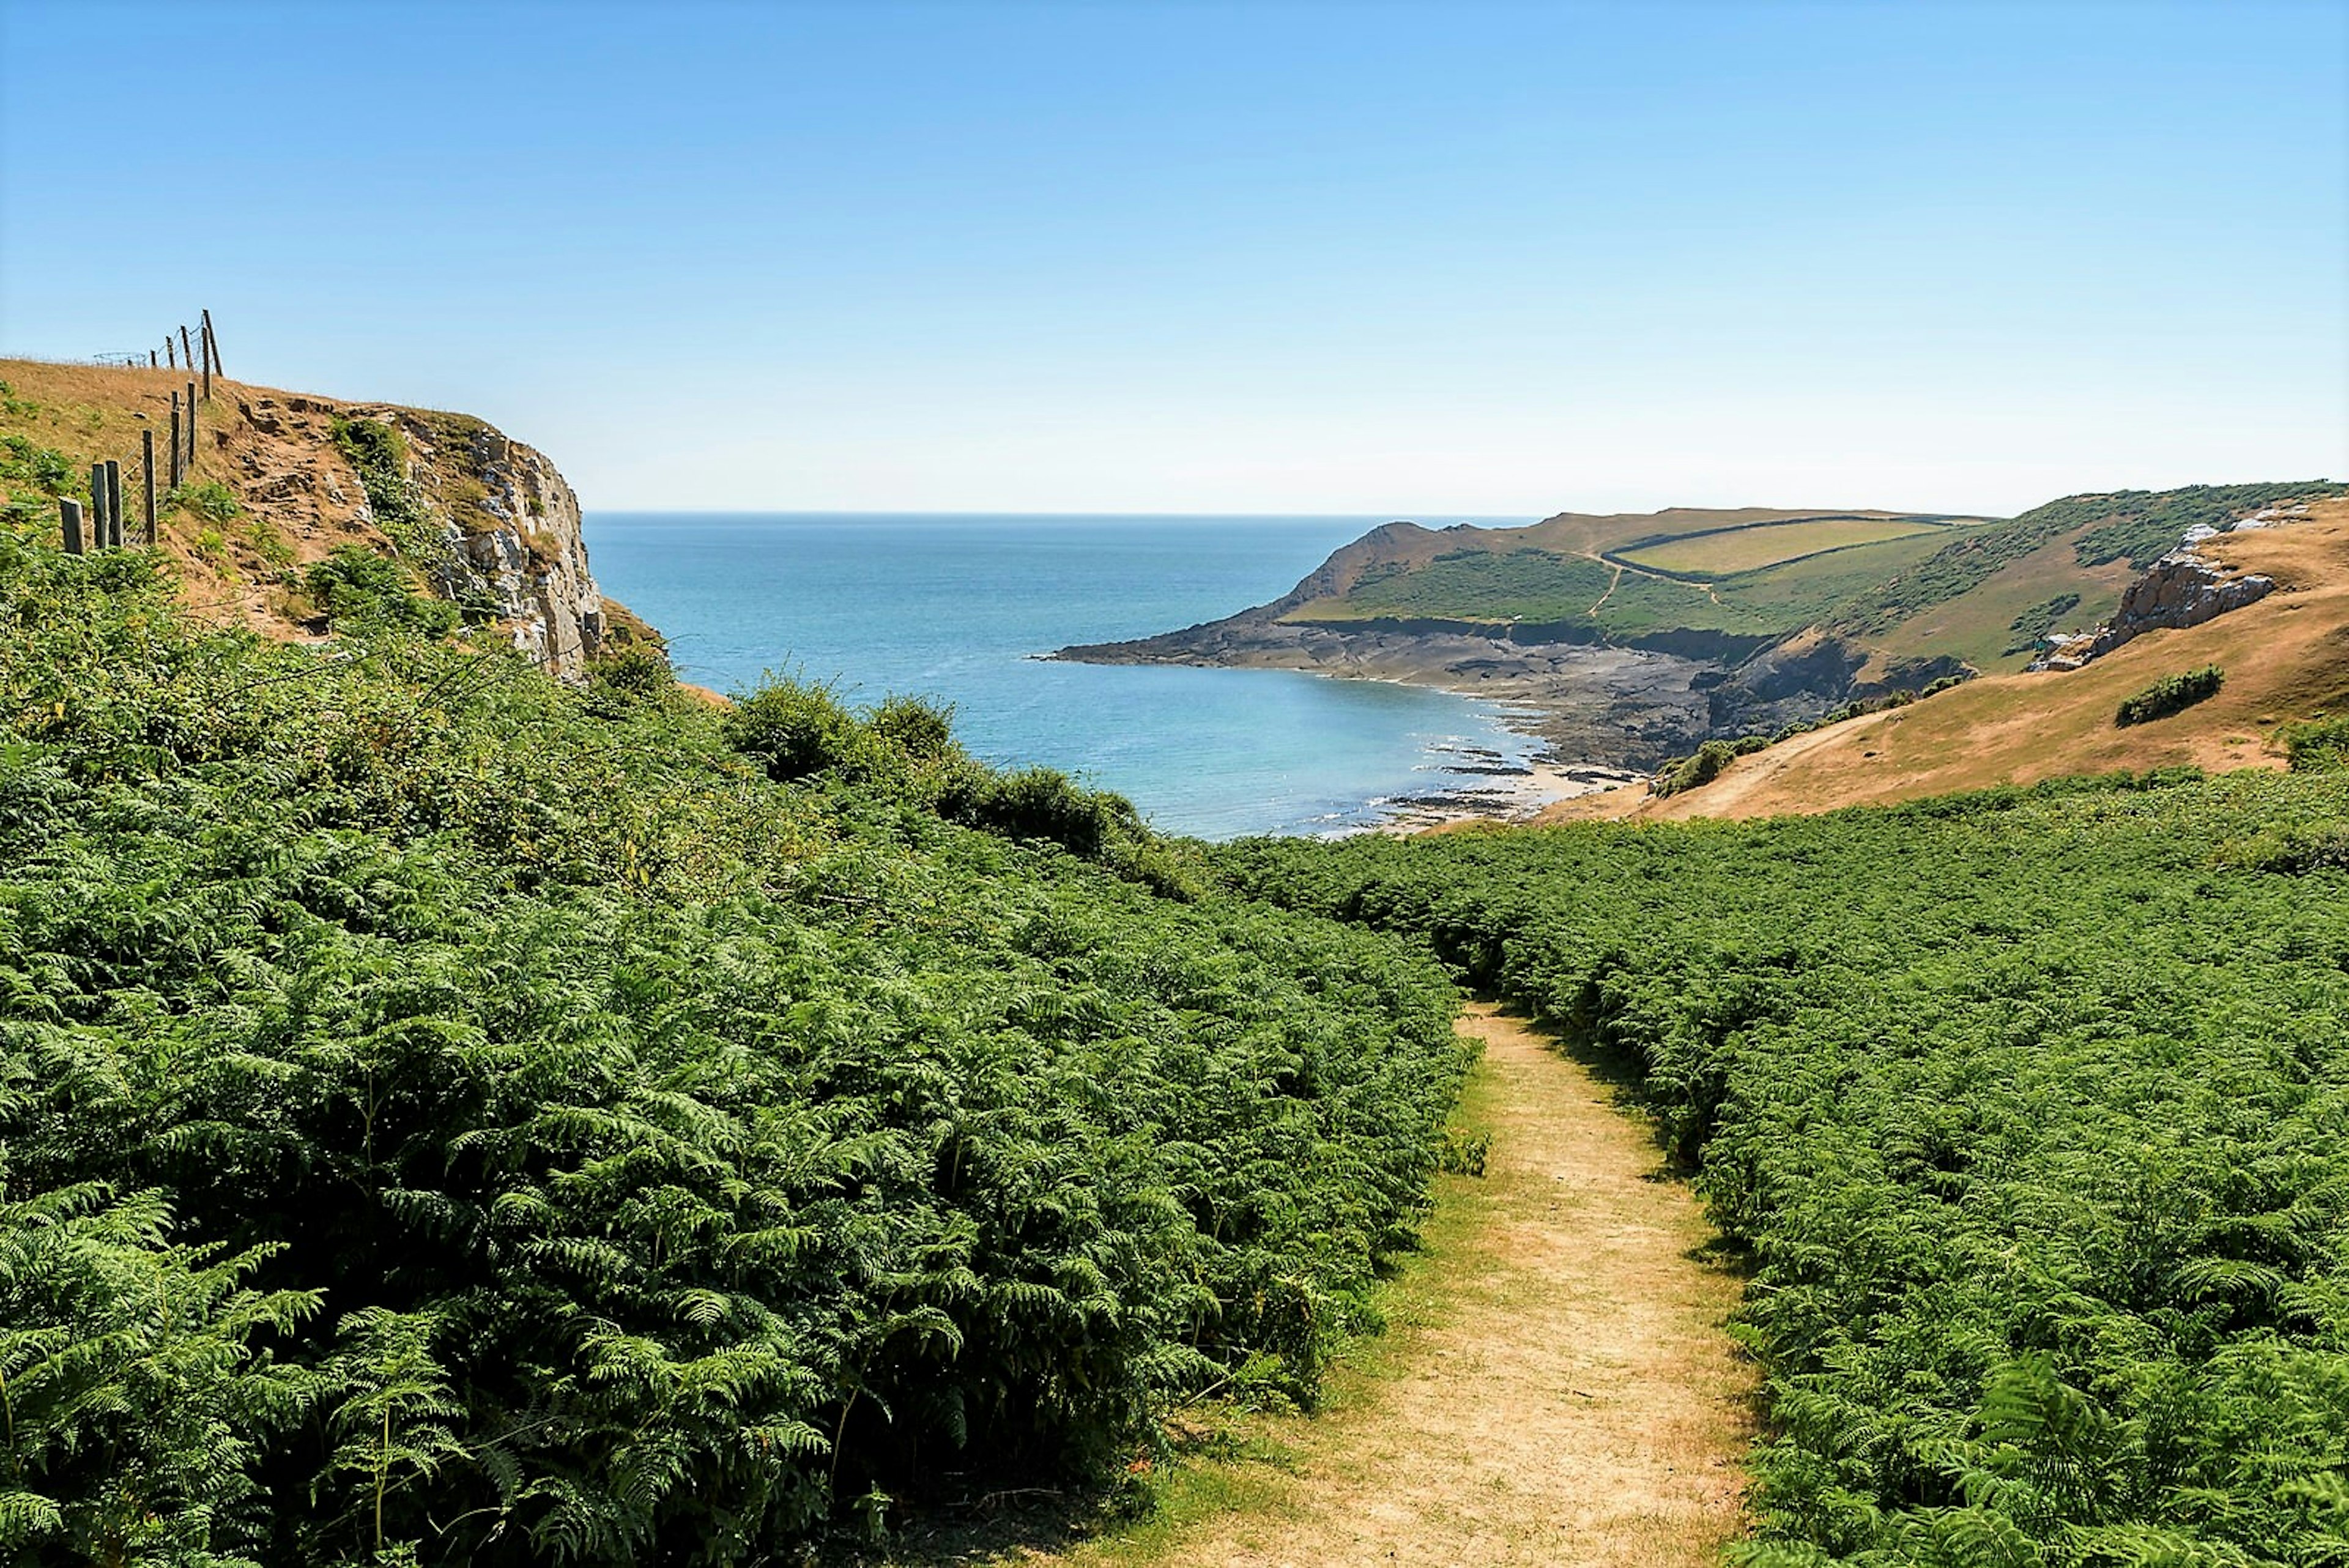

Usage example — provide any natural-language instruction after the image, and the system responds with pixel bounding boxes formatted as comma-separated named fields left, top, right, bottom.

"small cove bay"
left=586, top=512, right=1552, bottom=838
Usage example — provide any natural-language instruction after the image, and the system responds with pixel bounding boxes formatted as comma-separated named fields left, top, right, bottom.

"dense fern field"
left=0, top=540, right=1466, bottom=1566
left=1224, top=780, right=2349, bottom=1567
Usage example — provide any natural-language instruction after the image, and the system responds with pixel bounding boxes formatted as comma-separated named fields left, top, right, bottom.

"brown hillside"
left=1, top=356, right=631, bottom=675
left=1543, top=496, right=2349, bottom=822
left=1, top=358, right=388, bottom=637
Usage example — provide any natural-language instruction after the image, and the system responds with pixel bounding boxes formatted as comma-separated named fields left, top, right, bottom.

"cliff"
left=2033, top=544, right=2280, bottom=671
left=314, top=399, right=610, bottom=677
left=0, top=357, right=633, bottom=678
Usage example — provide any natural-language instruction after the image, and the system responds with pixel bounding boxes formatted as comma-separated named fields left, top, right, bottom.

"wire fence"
left=53, top=309, right=225, bottom=556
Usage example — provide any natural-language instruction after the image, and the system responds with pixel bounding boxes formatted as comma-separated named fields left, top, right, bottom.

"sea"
left=583, top=513, right=1548, bottom=839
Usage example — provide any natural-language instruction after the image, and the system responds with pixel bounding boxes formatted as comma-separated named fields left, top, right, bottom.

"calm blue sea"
left=583, top=513, right=1543, bottom=839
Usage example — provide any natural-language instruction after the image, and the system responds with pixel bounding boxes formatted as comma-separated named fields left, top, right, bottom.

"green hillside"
left=1223, top=768, right=2349, bottom=1566
left=16, top=479, right=2349, bottom=1568
left=0, top=537, right=1464, bottom=1565
left=1282, top=483, right=2347, bottom=670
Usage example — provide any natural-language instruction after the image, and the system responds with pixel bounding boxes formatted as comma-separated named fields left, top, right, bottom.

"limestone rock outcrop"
left=430, top=421, right=604, bottom=677
left=2035, top=551, right=2273, bottom=671
left=221, top=388, right=615, bottom=680
left=351, top=407, right=608, bottom=679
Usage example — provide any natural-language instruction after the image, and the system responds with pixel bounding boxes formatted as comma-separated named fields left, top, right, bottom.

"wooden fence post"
left=185, top=382, right=198, bottom=460
left=104, top=461, right=123, bottom=548
left=87, top=465, right=108, bottom=546
left=169, top=395, right=184, bottom=489
left=201, top=310, right=221, bottom=379
left=142, top=429, right=158, bottom=543
left=61, top=498, right=84, bottom=555
left=166, top=336, right=177, bottom=370
left=149, top=349, right=158, bottom=369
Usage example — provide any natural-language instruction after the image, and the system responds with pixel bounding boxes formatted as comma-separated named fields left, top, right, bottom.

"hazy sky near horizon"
left=3, top=1, right=2343, bottom=516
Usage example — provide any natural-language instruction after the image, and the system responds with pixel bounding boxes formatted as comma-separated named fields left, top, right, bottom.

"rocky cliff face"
left=378, top=410, right=606, bottom=678
left=2034, top=551, right=2274, bottom=671
left=229, top=390, right=612, bottom=678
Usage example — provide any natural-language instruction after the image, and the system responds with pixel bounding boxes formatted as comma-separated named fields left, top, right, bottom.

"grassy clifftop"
left=0, top=357, right=641, bottom=677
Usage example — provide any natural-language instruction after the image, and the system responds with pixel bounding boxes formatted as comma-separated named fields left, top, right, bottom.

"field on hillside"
left=1225, top=771, right=2349, bottom=1567
left=1274, top=486, right=2346, bottom=670
left=1614, top=515, right=1954, bottom=577
left=0, top=535, right=1465, bottom=1567
left=1282, top=547, right=1626, bottom=625
left=1567, top=497, right=2349, bottom=822
left=1279, top=523, right=1998, bottom=644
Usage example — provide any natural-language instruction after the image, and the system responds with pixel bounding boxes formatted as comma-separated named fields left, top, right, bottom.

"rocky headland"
left=1049, top=521, right=1960, bottom=770
left=234, top=391, right=618, bottom=677
left=0, top=358, right=633, bottom=680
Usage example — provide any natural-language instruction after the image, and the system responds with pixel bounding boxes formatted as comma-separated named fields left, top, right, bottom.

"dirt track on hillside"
left=1047, top=1006, right=1754, bottom=1567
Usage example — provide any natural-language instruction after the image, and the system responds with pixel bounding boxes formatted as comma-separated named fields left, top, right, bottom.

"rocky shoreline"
left=1050, top=617, right=1720, bottom=770
left=1363, top=750, right=1646, bottom=834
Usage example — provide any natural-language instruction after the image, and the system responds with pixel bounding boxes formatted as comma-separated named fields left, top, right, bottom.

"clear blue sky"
left=4, top=1, right=2343, bottom=515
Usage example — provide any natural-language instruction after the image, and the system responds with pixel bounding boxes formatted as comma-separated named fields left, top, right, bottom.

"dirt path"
left=1053, top=1006, right=1755, bottom=1567
left=1584, top=550, right=1727, bottom=612
left=1588, top=559, right=1625, bottom=615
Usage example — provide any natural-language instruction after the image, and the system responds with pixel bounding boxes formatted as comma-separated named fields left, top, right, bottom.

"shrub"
left=943, top=765, right=1134, bottom=858
left=330, top=417, right=442, bottom=562
left=2219, top=820, right=2349, bottom=872
left=1, top=431, right=74, bottom=496
left=244, top=516, right=297, bottom=570
left=722, top=675, right=862, bottom=779
left=2284, top=713, right=2349, bottom=773
left=2115, top=664, right=2223, bottom=726
left=166, top=480, right=242, bottom=524
left=1103, top=832, right=1211, bottom=902
left=589, top=644, right=674, bottom=700
left=305, top=545, right=460, bottom=636
left=1434, top=1126, right=1491, bottom=1176
left=1654, top=738, right=1741, bottom=797
left=868, top=693, right=957, bottom=761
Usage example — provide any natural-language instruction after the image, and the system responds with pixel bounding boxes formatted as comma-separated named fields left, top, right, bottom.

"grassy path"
left=1039, top=1005, right=1756, bottom=1567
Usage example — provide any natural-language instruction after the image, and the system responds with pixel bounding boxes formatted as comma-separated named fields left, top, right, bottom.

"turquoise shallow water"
left=583, top=513, right=1543, bottom=838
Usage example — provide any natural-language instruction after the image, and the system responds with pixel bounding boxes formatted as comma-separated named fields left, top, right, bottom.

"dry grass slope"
left=0, top=358, right=442, bottom=634
left=1545, top=497, right=2349, bottom=822
left=1617, top=515, right=1954, bottom=577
